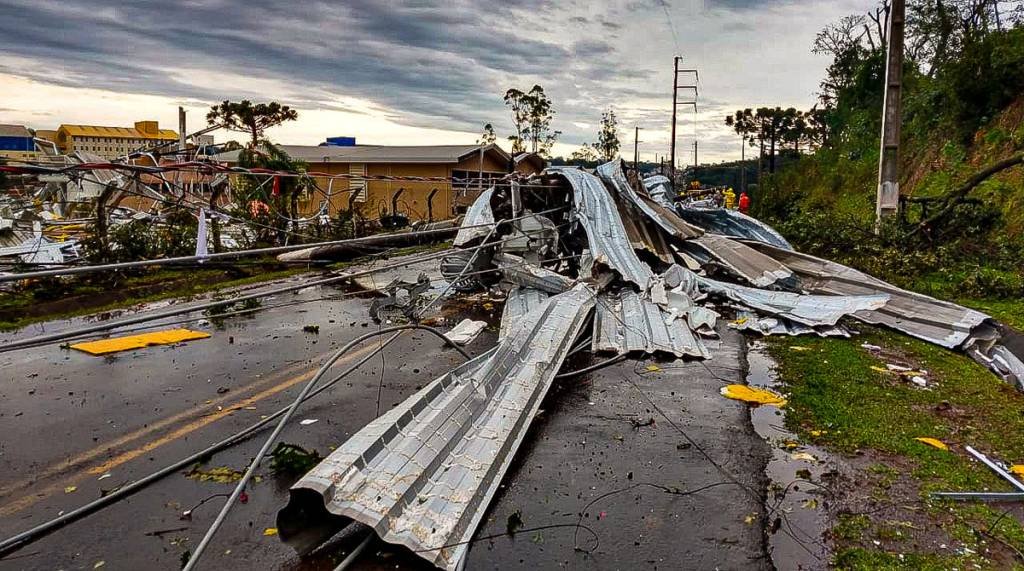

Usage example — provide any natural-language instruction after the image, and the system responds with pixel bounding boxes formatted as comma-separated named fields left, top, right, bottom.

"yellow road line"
left=0, top=344, right=376, bottom=517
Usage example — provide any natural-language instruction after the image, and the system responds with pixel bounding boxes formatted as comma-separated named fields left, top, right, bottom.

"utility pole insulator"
left=876, top=0, right=906, bottom=225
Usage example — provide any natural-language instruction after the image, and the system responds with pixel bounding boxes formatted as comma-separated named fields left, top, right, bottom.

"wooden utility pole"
left=693, top=140, right=698, bottom=167
left=876, top=0, right=906, bottom=226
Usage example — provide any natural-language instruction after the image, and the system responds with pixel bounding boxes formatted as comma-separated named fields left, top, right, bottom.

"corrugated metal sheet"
left=746, top=242, right=990, bottom=348
left=549, top=167, right=655, bottom=291
left=677, top=206, right=792, bottom=250
left=453, top=187, right=494, bottom=246
left=278, top=284, right=596, bottom=570
left=728, top=310, right=850, bottom=337
left=497, top=253, right=574, bottom=294
left=593, top=289, right=709, bottom=358
left=641, top=175, right=676, bottom=209
left=692, top=233, right=795, bottom=289
left=696, top=273, right=889, bottom=327
left=499, top=287, right=550, bottom=339
left=597, top=161, right=703, bottom=239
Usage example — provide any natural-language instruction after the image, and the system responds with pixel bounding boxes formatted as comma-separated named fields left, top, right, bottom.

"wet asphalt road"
left=0, top=270, right=770, bottom=570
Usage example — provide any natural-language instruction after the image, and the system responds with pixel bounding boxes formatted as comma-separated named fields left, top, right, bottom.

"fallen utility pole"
left=876, top=0, right=906, bottom=225
left=0, top=225, right=461, bottom=283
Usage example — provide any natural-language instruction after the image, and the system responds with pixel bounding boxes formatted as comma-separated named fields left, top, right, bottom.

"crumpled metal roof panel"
left=279, top=284, right=596, bottom=570
left=597, top=160, right=703, bottom=239
left=593, top=289, right=709, bottom=358
left=453, top=187, right=495, bottom=246
left=746, top=242, right=990, bottom=348
left=549, top=167, right=655, bottom=290
left=499, top=287, right=550, bottom=339
left=696, top=273, right=889, bottom=327
left=692, top=233, right=795, bottom=289
left=677, top=206, right=792, bottom=250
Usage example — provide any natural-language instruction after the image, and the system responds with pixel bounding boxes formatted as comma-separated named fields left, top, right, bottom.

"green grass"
left=767, top=327, right=1024, bottom=568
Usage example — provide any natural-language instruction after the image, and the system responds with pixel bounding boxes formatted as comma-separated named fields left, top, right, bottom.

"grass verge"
left=766, top=322, right=1024, bottom=570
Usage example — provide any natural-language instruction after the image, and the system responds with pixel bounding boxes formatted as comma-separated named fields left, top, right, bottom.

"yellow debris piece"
left=720, top=384, right=787, bottom=407
left=645, top=365, right=661, bottom=372
left=914, top=437, right=948, bottom=451
left=1010, top=465, right=1024, bottom=477
left=71, top=328, right=210, bottom=355
left=869, top=366, right=891, bottom=374
left=263, top=527, right=278, bottom=537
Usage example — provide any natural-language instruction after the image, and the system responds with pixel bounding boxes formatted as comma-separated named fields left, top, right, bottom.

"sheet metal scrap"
left=642, top=174, right=676, bottom=209
left=596, top=161, right=703, bottom=240
left=696, top=273, right=889, bottom=327
left=746, top=242, right=990, bottom=348
left=499, top=287, right=549, bottom=339
left=278, top=284, right=596, bottom=570
left=677, top=206, right=793, bottom=250
left=593, top=289, right=709, bottom=358
left=453, top=187, right=495, bottom=247
left=691, top=233, right=796, bottom=289
left=549, top=167, right=655, bottom=291
left=729, top=310, right=850, bottom=338
left=496, top=253, right=574, bottom=294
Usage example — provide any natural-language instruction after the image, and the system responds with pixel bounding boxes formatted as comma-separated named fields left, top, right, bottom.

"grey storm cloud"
left=0, top=0, right=848, bottom=158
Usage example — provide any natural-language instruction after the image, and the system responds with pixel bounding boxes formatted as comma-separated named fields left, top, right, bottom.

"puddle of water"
left=747, top=341, right=833, bottom=570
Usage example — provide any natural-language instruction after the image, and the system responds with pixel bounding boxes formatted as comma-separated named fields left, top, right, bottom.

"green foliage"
left=593, top=108, right=620, bottom=161
left=206, top=100, right=298, bottom=147
left=504, top=85, right=560, bottom=156
left=80, top=209, right=198, bottom=264
left=269, top=443, right=322, bottom=476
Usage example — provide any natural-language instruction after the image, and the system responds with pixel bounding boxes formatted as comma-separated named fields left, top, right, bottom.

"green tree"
left=593, top=109, right=620, bottom=161
left=504, top=85, right=560, bottom=156
left=206, top=100, right=298, bottom=149
left=206, top=100, right=300, bottom=248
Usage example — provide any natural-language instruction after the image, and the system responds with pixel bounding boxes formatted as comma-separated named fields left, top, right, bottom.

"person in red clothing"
left=738, top=191, right=751, bottom=213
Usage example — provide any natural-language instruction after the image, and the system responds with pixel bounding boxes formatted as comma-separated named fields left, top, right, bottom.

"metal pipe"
left=930, top=492, right=1024, bottom=502
left=965, top=446, right=1024, bottom=492
left=333, top=532, right=374, bottom=571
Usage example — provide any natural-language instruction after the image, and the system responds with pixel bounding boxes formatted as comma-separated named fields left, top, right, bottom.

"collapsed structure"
left=277, top=160, right=1024, bottom=570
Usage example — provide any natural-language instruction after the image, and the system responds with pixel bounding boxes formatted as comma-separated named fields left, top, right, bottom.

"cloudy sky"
left=0, top=0, right=870, bottom=163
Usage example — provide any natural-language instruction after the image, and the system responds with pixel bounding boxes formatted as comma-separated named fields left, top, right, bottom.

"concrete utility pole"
left=669, top=57, right=699, bottom=186
left=693, top=140, right=698, bottom=167
left=634, top=125, right=642, bottom=167
left=178, top=106, right=187, bottom=156
left=670, top=56, right=680, bottom=178
left=876, top=0, right=906, bottom=225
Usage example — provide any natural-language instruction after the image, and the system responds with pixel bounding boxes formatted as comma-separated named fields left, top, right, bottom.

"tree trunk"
left=209, top=185, right=224, bottom=253
left=769, top=132, right=777, bottom=173
left=910, top=153, right=1024, bottom=237
left=93, top=184, right=116, bottom=262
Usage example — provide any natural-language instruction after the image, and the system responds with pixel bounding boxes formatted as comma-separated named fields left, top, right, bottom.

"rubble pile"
left=276, top=160, right=1024, bottom=570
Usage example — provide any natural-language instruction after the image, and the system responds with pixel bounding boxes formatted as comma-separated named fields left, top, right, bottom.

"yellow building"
left=56, top=121, right=178, bottom=159
left=215, top=143, right=539, bottom=222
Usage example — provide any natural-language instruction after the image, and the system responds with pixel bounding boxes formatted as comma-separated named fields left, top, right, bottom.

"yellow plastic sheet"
left=1010, top=465, right=1024, bottom=477
left=719, top=384, right=787, bottom=407
left=914, top=437, right=949, bottom=451
left=71, top=328, right=210, bottom=355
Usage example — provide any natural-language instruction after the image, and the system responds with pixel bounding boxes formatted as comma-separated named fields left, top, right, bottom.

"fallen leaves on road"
left=185, top=465, right=244, bottom=484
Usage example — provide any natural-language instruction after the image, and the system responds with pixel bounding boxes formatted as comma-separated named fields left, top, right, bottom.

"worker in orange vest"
left=738, top=191, right=751, bottom=213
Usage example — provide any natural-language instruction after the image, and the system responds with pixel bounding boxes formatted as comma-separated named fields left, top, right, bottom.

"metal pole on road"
left=876, top=0, right=906, bottom=227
